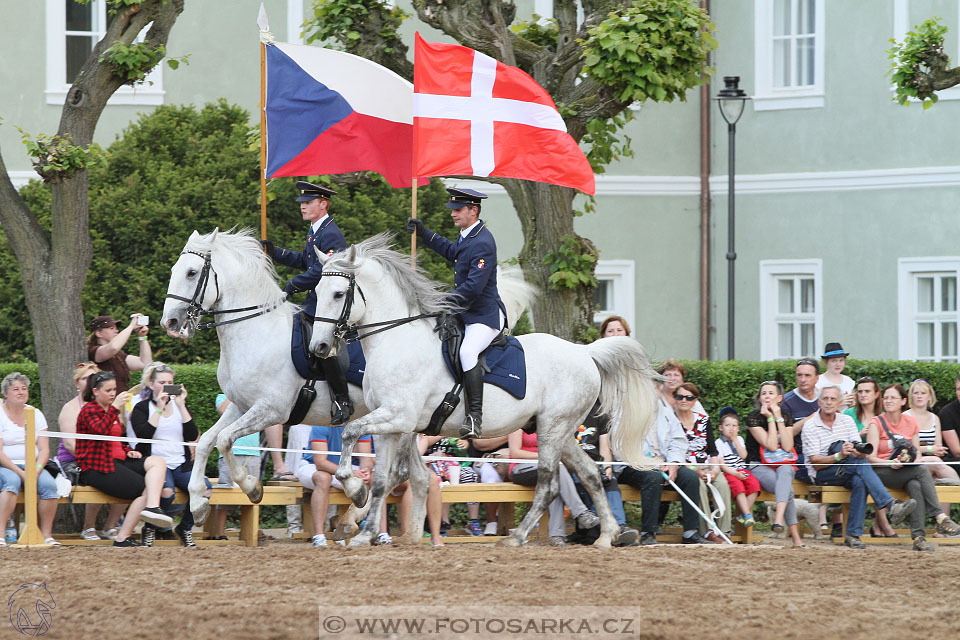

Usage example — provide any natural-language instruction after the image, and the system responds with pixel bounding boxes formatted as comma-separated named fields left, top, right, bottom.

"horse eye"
left=334, top=291, right=345, bottom=299
left=186, top=269, right=197, bottom=277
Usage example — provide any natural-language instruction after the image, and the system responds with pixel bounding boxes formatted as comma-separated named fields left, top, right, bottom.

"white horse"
left=160, top=228, right=532, bottom=528
left=309, top=233, right=660, bottom=547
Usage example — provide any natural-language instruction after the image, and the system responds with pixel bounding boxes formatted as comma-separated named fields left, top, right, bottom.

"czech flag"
left=264, top=42, right=425, bottom=188
left=413, top=33, right=595, bottom=195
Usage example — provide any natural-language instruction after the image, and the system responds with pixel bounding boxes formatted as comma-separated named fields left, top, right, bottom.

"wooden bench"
left=288, top=480, right=810, bottom=544
left=806, top=485, right=960, bottom=544
left=18, top=482, right=300, bottom=547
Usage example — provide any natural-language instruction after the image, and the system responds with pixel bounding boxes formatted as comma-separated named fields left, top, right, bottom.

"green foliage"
left=4, top=100, right=454, bottom=363
left=542, top=236, right=598, bottom=290
left=679, top=358, right=960, bottom=419
left=582, top=111, right=635, bottom=174
left=304, top=0, right=408, bottom=53
left=16, top=129, right=101, bottom=182
left=101, top=41, right=167, bottom=84
left=509, top=15, right=559, bottom=49
left=888, top=17, right=949, bottom=108
left=581, top=0, right=716, bottom=104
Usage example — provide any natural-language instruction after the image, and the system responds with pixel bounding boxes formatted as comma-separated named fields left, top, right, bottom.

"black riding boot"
left=460, top=364, right=484, bottom=439
left=321, top=356, right=354, bottom=426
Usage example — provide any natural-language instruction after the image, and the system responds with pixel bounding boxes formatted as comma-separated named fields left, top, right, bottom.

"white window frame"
left=593, top=260, right=635, bottom=332
left=46, top=0, right=164, bottom=106
left=897, top=257, right=960, bottom=361
left=893, top=0, right=960, bottom=102
left=754, top=0, right=825, bottom=111
left=759, top=259, right=823, bottom=360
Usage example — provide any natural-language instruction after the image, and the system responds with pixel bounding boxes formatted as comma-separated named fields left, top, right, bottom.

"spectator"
left=130, top=362, right=211, bottom=547
left=937, top=371, right=960, bottom=466
left=844, top=376, right=881, bottom=436
left=657, top=359, right=705, bottom=414
left=87, top=315, right=152, bottom=392
left=419, top=435, right=481, bottom=536
left=294, top=424, right=373, bottom=547
left=265, top=424, right=295, bottom=481
left=742, top=381, right=805, bottom=546
left=616, top=382, right=711, bottom=545
left=865, top=383, right=960, bottom=551
left=507, top=429, right=600, bottom=546
left=599, top=315, right=630, bottom=338
left=76, top=371, right=174, bottom=546
left=783, top=358, right=821, bottom=483
left=815, top=343, right=855, bottom=408
left=569, top=403, right=639, bottom=546
left=904, top=379, right=960, bottom=491
left=210, top=394, right=261, bottom=541
left=714, top=408, right=760, bottom=529
left=674, top=382, right=731, bottom=540
left=58, top=362, right=125, bottom=541
left=466, top=435, right=510, bottom=535
left=0, top=372, right=60, bottom=546
left=801, top=385, right=916, bottom=549
left=391, top=470, right=445, bottom=546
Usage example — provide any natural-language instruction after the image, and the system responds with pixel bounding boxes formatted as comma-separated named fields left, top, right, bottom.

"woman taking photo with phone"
left=130, top=362, right=210, bottom=547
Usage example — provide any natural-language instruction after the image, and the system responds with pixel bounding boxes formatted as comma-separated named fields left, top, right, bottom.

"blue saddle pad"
left=291, top=318, right=365, bottom=386
left=442, top=336, right=526, bottom=400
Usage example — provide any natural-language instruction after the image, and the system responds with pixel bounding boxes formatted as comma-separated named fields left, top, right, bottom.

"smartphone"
left=137, top=315, right=150, bottom=326
left=163, top=384, right=182, bottom=396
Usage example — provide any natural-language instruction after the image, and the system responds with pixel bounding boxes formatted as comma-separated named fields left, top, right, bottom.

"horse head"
left=310, top=244, right=364, bottom=358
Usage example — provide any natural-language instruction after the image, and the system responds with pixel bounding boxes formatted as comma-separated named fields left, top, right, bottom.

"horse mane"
left=184, top=227, right=294, bottom=314
left=326, top=232, right=462, bottom=315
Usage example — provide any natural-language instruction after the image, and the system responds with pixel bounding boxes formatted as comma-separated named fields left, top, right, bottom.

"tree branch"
left=0, top=151, right=50, bottom=265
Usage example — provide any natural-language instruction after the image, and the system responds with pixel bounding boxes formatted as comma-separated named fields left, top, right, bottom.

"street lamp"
left=714, top=76, right=749, bottom=361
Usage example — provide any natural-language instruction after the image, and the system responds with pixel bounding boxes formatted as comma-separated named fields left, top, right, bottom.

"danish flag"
left=413, top=33, right=595, bottom=195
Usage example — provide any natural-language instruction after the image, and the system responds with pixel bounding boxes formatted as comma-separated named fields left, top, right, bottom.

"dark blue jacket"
left=422, top=220, right=506, bottom=329
left=272, top=215, right=347, bottom=316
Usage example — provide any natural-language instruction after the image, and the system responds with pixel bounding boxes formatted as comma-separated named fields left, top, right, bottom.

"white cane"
left=661, top=470, right=733, bottom=545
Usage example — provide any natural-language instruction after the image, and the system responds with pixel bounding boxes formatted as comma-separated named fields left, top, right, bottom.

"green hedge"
left=680, top=359, right=960, bottom=418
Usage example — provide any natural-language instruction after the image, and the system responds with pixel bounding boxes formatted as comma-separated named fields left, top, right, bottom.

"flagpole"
left=259, top=40, right=268, bottom=242
left=410, top=181, right=418, bottom=267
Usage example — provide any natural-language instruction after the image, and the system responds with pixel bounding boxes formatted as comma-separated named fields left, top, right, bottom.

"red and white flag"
left=413, top=33, right=595, bottom=195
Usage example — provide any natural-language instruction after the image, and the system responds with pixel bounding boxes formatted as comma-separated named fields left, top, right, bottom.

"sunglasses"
left=857, top=376, right=876, bottom=384
left=90, top=371, right=116, bottom=387
left=674, top=393, right=696, bottom=402
left=796, top=358, right=819, bottom=368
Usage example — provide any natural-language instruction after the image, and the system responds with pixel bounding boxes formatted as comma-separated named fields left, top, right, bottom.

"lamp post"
left=714, top=76, right=749, bottom=361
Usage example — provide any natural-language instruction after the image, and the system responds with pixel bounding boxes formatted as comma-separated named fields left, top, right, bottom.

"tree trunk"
left=503, top=180, right=596, bottom=342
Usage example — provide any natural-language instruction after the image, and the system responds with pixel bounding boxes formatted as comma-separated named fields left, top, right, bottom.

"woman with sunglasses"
left=58, top=362, right=125, bottom=541
left=865, top=383, right=960, bottom=551
left=130, top=362, right=211, bottom=547
left=843, top=376, right=894, bottom=536
left=76, top=371, right=173, bottom=546
left=674, top=382, right=731, bottom=540
left=743, top=380, right=805, bottom=547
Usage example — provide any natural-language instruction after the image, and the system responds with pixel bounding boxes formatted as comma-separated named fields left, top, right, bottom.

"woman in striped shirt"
left=904, top=379, right=960, bottom=513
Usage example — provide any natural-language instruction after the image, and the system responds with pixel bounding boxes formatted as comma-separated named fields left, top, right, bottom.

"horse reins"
left=165, top=250, right=285, bottom=331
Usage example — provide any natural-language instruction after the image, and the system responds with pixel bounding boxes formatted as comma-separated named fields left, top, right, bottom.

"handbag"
left=759, top=443, right=798, bottom=467
left=474, top=448, right=510, bottom=479
left=877, top=415, right=918, bottom=463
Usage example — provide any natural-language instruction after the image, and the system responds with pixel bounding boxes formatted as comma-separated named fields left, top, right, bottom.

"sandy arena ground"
left=3, top=531, right=959, bottom=640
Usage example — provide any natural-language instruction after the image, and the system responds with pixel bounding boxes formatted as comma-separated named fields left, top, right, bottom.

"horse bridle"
left=312, top=271, right=439, bottom=344
left=165, top=250, right=283, bottom=331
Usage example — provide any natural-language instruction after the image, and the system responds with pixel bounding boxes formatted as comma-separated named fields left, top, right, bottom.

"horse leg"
left=335, top=406, right=412, bottom=508
left=348, top=434, right=398, bottom=546
left=189, top=401, right=242, bottom=524
left=562, top=439, right=618, bottom=548
left=401, top=440, right=432, bottom=546
left=217, top=423, right=265, bottom=504
left=499, top=442, right=562, bottom=547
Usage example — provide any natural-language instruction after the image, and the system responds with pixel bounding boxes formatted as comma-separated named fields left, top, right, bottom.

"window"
left=898, top=258, right=960, bottom=362
left=592, top=260, right=635, bottom=332
left=759, top=260, right=822, bottom=360
left=754, top=0, right=825, bottom=110
left=46, top=0, right=164, bottom=106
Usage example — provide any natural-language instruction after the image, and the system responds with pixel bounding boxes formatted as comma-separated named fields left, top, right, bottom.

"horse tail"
left=586, top=337, right=660, bottom=469
left=497, top=265, right=538, bottom=333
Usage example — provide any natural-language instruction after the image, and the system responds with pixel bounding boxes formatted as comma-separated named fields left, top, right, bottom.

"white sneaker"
left=98, top=527, right=119, bottom=541
left=81, top=528, right=101, bottom=541
left=483, top=522, right=499, bottom=536
left=312, top=534, right=328, bottom=547
left=374, top=533, right=392, bottom=546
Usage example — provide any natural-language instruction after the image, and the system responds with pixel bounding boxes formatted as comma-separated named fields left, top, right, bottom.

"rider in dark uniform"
left=407, top=187, right=506, bottom=439
left=262, top=181, right=353, bottom=425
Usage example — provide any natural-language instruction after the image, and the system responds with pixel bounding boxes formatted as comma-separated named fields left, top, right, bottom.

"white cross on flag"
left=413, top=33, right=595, bottom=195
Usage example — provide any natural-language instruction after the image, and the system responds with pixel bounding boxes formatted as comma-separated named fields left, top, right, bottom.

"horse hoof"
left=351, top=484, right=368, bottom=509
left=248, top=481, right=264, bottom=504
left=330, top=523, right=359, bottom=541
left=593, top=537, right=613, bottom=549
left=192, top=501, right=210, bottom=526
left=348, top=534, right=372, bottom=547
left=498, top=535, right=523, bottom=548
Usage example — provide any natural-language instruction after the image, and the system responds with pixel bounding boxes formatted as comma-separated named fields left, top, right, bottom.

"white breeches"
left=459, top=312, right=505, bottom=371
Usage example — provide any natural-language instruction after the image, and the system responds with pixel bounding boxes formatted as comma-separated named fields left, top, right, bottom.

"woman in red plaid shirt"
left=76, top=371, right=173, bottom=546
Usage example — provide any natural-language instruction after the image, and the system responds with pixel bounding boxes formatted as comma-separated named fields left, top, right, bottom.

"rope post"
left=16, top=406, right=48, bottom=546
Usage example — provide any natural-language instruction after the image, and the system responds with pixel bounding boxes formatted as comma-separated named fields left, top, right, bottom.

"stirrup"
left=459, top=415, right=482, bottom=439
left=330, top=398, right=354, bottom=426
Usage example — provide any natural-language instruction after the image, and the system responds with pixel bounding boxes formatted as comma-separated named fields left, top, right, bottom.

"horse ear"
left=188, top=230, right=199, bottom=240
left=210, top=227, right=219, bottom=242
left=347, top=244, right=357, bottom=264
left=313, top=246, right=329, bottom=265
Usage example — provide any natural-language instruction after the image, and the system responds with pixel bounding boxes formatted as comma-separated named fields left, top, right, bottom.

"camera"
left=137, top=315, right=149, bottom=326
left=163, top=384, right=182, bottom=396
left=852, top=442, right=873, bottom=455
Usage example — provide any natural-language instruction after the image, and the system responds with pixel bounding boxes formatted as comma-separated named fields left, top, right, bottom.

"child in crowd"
left=816, top=342, right=855, bottom=408
left=715, top=408, right=759, bottom=528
